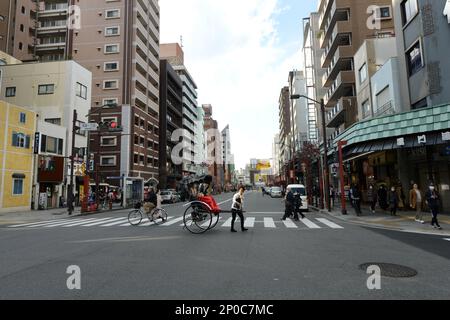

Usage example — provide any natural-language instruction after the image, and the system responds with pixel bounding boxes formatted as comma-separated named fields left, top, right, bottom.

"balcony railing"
left=375, top=101, right=394, bottom=117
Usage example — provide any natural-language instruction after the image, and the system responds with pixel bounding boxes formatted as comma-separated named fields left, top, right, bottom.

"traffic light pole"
left=338, top=140, right=348, bottom=215
left=68, top=109, right=78, bottom=215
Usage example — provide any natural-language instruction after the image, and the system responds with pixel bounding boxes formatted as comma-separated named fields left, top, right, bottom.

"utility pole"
left=68, top=109, right=78, bottom=215
left=320, top=98, right=331, bottom=212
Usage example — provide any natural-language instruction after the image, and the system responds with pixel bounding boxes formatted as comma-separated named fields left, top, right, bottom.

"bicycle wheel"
left=210, top=213, right=220, bottom=229
left=150, top=208, right=168, bottom=225
left=183, top=203, right=212, bottom=234
left=128, top=209, right=143, bottom=226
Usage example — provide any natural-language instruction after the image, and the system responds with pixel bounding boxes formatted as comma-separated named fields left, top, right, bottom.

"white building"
left=272, top=133, right=281, bottom=176
left=0, top=60, right=92, bottom=208
left=288, top=71, right=309, bottom=151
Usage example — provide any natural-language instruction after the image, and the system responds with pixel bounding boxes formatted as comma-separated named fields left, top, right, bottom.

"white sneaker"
left=420, top=220, right=425, bottom=224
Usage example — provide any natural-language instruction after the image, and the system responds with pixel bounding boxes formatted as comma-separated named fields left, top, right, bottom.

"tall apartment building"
left=203, top=104, right=223, bottom=189
left=288, top=71, right=309, bottom=151
left=221, top=125, right=235, bottom=186
left=1, top=1, right=161, bottom=202
left=278, top=86, right=291, bottom=182
left=317, top=0, right=395, bottom=146
left=159, top=59, right=183, bottom=189
left=160, top=43, right=204, bottom=176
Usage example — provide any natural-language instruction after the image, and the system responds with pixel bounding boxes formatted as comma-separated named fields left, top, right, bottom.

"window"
left=38, top=84, right=55, bottom=95
left=105, top=44, right=119, bottom=54
left=401, top=0, right=418, bottom=26
left=104, top=62, right=119, bottom=71
left=101, top=136, right=117, bottom=146
left=101, top=156, right=116, bottom=166
left=40, top=135, right=63, bottom=155
left=103, top=98, right=118, bottom=107
left=103, top=80, right=118, bottom=90
left=76, top=82, right=87, bottom=99
left=406, top=40, right=423, bottom=76
left=45, top=118, right=61, bottom=125
left=6, top=87, right=16, bottom=97
left=13, top=179, right=24, bottom=195
left=359, top=63, right=368, bottom=84
left=105, top=26, right=120, bottom=36
left=411, top=97, right=428, bottom=110
left=18, top=42, right=23, bottom=50
left=134, top=154, right=139, bottom=164
left=12, top=132, right=30, bottom=148
left=139, top=155, right=145, bottom=166
left=19, top=113, right=26, bottom=124
left=379, top=7, right=392, bottom=19
left=105, top=9, right=120, bottom=19
left=21, top=6, right=25, bottom=14
left=362, top=99, right=371, bottom=119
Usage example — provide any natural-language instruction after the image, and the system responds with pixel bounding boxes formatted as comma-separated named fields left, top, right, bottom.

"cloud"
left=160, top=0, right=303, bottom=169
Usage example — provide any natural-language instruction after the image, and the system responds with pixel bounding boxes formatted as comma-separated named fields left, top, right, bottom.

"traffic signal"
left=98, top=120, right=123, bottom=132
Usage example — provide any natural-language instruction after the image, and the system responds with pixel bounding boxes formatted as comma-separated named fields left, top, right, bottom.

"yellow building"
left=0, top=101, right=36, bottom=213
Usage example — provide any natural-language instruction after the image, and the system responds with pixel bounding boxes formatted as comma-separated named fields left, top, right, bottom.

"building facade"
left=0, top=101, right=36, bottom=213
left=159, top=59, right=183, bottom=190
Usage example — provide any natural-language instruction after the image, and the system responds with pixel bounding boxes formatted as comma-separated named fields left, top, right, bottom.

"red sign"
left=290, top=170, right=294, bottom=179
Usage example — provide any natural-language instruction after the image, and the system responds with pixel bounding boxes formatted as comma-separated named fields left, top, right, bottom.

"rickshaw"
left=183, top=175, right=232, bottom=234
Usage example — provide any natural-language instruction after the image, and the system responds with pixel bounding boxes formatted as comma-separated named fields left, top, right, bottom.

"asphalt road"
left=0, top=190, right=449, bottom=300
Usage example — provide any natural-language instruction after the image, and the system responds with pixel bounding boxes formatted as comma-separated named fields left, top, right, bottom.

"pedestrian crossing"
left=7, top=216, right=345, bottom=230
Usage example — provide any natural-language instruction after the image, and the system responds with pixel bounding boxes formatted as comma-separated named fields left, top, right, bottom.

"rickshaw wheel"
left=183, top=202, right=213, bottom=234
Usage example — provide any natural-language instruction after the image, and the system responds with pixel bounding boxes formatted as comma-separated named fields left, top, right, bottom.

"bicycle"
left=128, top=202, right=168, bottom=226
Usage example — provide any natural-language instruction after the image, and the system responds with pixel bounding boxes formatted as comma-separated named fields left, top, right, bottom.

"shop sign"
left=442, top=132, right=450, bottom=141
left=417, top=135, right=427, bottom=144
left=34, top=132, right=40, bottom=154
left=397, top=137, right=405, bottom=146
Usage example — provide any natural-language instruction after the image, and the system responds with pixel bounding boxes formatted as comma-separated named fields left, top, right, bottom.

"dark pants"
left=353, top=200, right=361, bottom=215
left=370, top=200, right=376, bottom=212
left=283, top=204, right=297, bottom=220
left=431, top=207, right=440, bottom=227
left=231, top=209, right=245, bottom=230
left=390, top=204, right=397, bottom=216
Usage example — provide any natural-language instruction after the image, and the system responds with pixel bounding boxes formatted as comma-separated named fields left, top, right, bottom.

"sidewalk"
left=312, top=203, right=450, bottom=237
left=0, top=205, right=127, bottom=225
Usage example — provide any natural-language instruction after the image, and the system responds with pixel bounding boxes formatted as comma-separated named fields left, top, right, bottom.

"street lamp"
left=290, top=94, right=331, bottom=212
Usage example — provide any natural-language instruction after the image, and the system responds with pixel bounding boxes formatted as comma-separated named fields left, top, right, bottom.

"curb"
left=315, top=206, right=450, bottom=237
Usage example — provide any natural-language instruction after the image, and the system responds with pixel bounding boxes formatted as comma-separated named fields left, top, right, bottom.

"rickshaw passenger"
left=198, top=175, right=220, bottom=213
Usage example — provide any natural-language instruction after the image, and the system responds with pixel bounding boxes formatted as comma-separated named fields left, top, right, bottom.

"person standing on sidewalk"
left=367, top=184, right=377, bottom=214
left=410, top=184, right=425, bottom=224
left=388, top=186, right=399, bottom=216
left=350, top=184, right=362, bottom=216
left=231, top=187, right=248, bottom=233
left=425, top=184, right=442, bottom=230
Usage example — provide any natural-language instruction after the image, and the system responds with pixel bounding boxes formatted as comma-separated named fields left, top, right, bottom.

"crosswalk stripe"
left=282, top=218, right=298, bottom=229
left=9, top=219, right=69, bottom=228
left=100, top=218, right=129, bottom=227
left=26, top=218, right=87, bottom=228
left=298, top=218, right=321, bottom=229
left=60, top=218, right=108, bottom=227
left=222, top=218, right=233, bottom=227
left=161, top=216, right=183, bottom=226
left=82, top=217, right=125, bottom=227
left=244, top=217, right=255, bottom=228
left=444, top=238, right=450, bottom=242
left=119, top=216, right=174, bottom=227
left=315, top=218, right=343, bottom=229
left=264, top=218, right=276, bottom=228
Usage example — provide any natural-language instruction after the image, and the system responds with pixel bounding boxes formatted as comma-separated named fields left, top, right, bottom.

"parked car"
left=263, top=186, right=271, bottom=195
left=270, top=186, right=282, bottom=198
left=160, top=190, right=178, bottom=204
left=287, top=184, right=308, bottom=212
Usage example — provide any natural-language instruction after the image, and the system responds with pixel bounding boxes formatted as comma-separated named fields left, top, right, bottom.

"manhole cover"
left=359, top=263, right=418, bottom=278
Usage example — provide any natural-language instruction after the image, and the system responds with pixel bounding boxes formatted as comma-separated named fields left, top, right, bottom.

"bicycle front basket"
left=134, top=202, right=142, bottom=209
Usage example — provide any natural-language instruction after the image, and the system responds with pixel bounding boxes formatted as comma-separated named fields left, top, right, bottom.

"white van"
left=287, top=184, right=308, bottom=212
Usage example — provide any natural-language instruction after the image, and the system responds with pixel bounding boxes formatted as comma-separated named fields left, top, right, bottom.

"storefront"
left=332, top=104, right=450, bottom=212
left=37, top=156, right=65, bottom=210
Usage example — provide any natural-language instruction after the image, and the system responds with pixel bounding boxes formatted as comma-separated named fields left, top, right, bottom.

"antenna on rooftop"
left=180, top=35, right=184, bottom=48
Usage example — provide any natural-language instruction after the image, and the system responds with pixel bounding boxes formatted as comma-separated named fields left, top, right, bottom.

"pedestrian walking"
left=410, top=184, right=424, bottom=224
left=231, top=187, right=248, bottom=232
left=293, top=190, right=305, bottom=220
left=388, top=186, right=399, bottom=216
left=350, top=184, right=362, bottom=216
left=377, top=185, right=388, bottom=211
left=367, top=184, right=377, bottom=214
left=397, top=185, right=406, bottom=211
left=282, top=187, right=295, bottom=220
left=425, top=184, right=442, bottom=230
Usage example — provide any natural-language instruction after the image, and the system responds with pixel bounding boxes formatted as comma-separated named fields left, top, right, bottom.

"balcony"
left=322, top=45, right=353, bottom=87
left=327, top=97, right=356, bottom=128
left=374, top=101, right=395, bottom=117
left=324, top=70, right=355, bottom=107
left=37, top=24, right=67, bottom=35
left=35, top=42, right=66, bottom=51
left=38, top=8, right=68, bottom=18
left=320, top=2, right=350, bottom=49
left=321, top=20, right=352, bottom=68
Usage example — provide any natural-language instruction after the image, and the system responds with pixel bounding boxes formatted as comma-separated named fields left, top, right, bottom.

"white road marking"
left=244, top=217, right=255, bottom=228
left=100, top=218, right=129, bottom=226
left=222, top=218, right=233, bottom=227
left=82, top=217, right=125, bottom=227
left=282, top=218, right=298, bottom=229
left=315, top=218, right=344, bottom=229
left=161, top=216, right=183, bottom=226
left=298, top=218, right=321, bottom=229
left=27, top=218, right=87, bottom=228
left=264, top=218, right=276, bottom=228
left=444, top=238, right=450, bottom=242
left=9, top=219, right=68, bottom=228
left=61, top=218, right=111, bottom=227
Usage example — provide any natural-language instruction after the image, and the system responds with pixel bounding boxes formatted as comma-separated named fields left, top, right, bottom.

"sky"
left=160, top=0, right=318, bottom=170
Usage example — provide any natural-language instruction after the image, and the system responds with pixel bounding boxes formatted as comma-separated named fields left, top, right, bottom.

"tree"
left=297, top=142, right=320, bottom=205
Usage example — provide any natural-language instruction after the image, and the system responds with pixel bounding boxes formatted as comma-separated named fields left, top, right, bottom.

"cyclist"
left=143, top=187, right=157, bottom=214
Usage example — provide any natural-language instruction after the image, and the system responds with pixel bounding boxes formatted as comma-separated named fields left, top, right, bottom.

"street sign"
left=34, top=132, right=40, bottom=154
left=80, top=123, right=99, bottom=131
